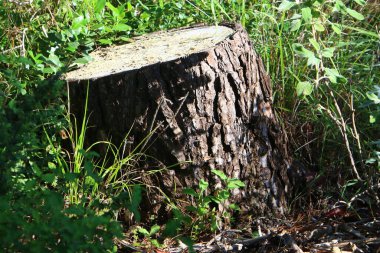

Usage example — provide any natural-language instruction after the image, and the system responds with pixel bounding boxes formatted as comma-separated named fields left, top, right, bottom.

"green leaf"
left=112, top=23, right=132, bottom=32
left=307, top=55, right=320, bottom=66
left=151, top=239, right=162, bottom=248
left=150, top=224, right=160, bottom=235
left=8, top=99, right=17, bottom=113
left=367, top=92, right=380, bottom=104
left=227, top=179, right=245, bottom=189
left=321, top=47, right=335, bottom=58
left=325, top=68, right=339, bottom=83
left=292, top=43, right=306, bottom=54
left=185, top=206, right=198, bottom=212
left=314, top=22, right=325, bottom=32
left=98, top=39, right=113, bottom=45
left=301, top=7, right=312, bottom=23
left=278, top=0, right=296, bottom=12
left=202, top=196, right=212, bottom=205
left=163, top=219, right=181, bottom=237
left=291, top=19, right=302, bottom=31
left=66, top=41, right=80, bottom=52
left=42, top=67, right=55, bottom=74
left=106, top=2, right=120, bottom=18
left=127, top=185, right=142, bottom=222
left=182, top=188, right=197, bottom=196
left=296, top=44, right=313, bottom=57
left=334, top=0, right=346, bottom=12
left=85, top=164, right=102, bottom=183
left=31, top=163, right=42, bottom=177
left=140, top=12, right=151, bottom=20
left=65, top=205, right=85, bottom=216
left=369, top=115, right=376, bottom=123
left=293, top=43, right=320, bottom=66
left=229, top=203, right=240, bottom=211
left=74, top=55, right=93, bottom=65
left=296, top=81, right=313, bottom=96
left=346, top=8, right=364, bottom=20
left=84, top=175, right=96, bottom=186
left=64, top=173, right=79, bottom=182
left=41, top=173, right=56, bottom=184
left=211, top=218, right=218, bottom=231
left=304, top=51, right=320, bottom=66
left=119, top=36, right=132, bottom=42
left=127, top=2, right=133, bottom=11
left=48, top=53, right=62, bottom=67
left=28, top=51, right=43, bottom=64
left=209, top=196, right=221, bottom=203
left=179, top=237, right=194, bottom=253
left=331, top=24, right=342, bottom=34
left=137, top=227, right=150, bottom=236
left=95, top=0, right=106, bottom=13
left=341, top=24, right=378, bottom=38
left=353, top=0, right=366, bottom=5
left=366, top=158, right=376, bottom=164
left=72, top=15, right=86, bottom=30
left=218, top=190, right=230, bottom=200
left=198, top=207, right=208, bottom=215
left=199, top=179, right=209, bottom=192
left=211, top=169, right=228, bottom=181
left=309, top=38, right=320, bottom=51
left=48, top=162, right=56, bottom=170
left=18, top=56, right=32, bottom=65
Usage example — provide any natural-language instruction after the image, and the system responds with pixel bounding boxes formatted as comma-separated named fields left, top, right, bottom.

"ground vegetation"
left=0, top=0, right=378, bottom=252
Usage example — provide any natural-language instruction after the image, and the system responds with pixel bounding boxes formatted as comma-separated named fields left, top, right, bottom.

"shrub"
left=0, top=189, right=122, bottom=253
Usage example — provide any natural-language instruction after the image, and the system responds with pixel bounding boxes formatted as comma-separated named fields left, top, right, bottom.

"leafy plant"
left=134, top=224, right=162, bottom=249
left=0, top=189, right=122, bottom=253
left=182, top=169, right=245, bottom=239
left=364, top=86, right=380, bottom=171
left=269, top=0, right=379, bottom=182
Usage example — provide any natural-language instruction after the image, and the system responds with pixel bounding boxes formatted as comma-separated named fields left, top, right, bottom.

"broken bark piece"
left=66, top=23, right=292, bottom=219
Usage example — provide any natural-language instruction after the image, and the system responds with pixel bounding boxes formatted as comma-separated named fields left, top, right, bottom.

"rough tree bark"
left=66, top=24, right=291, bottom=220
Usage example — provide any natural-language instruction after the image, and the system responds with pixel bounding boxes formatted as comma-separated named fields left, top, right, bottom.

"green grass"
left=0, top=0, right=379, bottom=251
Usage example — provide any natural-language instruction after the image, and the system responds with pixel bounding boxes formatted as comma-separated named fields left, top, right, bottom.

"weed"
left=182, top=169, right=245, bottom=239
left=135, top=224, right=163, bottom=249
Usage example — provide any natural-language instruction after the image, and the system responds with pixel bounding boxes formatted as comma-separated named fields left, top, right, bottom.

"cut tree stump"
left=66, top=24, right=292, bottom=220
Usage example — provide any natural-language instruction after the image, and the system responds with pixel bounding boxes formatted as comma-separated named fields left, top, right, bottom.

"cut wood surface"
left=66, top=26, right=234, bottom=81
left=66, top=23, right=292, bottom=221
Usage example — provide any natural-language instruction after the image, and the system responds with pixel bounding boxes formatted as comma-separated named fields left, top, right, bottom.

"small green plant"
left=182, top=169, right=245, bottom=239
left=366, top=86, right=380, bottom=126
left=364, top=86, right=380, bottom=171
left=134, top=224, right=162, bottom=249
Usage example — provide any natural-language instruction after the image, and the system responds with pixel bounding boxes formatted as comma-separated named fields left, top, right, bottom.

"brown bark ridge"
left=66, top=23, right=292, bottom=220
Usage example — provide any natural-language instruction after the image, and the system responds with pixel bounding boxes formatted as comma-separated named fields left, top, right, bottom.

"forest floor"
left=117, top=202, right=380, bottom=253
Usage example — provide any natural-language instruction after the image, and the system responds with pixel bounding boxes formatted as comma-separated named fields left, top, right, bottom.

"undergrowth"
left=0, top=0, right=378, bottom=251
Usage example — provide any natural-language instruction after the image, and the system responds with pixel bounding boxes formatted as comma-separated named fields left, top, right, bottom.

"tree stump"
left=66, top=24, right=291, bottom=219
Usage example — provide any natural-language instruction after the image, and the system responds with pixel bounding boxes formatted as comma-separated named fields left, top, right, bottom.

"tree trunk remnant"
left=66, top=24, right=291, bottom=219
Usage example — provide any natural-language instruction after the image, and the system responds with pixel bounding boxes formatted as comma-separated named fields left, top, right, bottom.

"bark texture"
left=67, top=24, right=291, bottom=219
